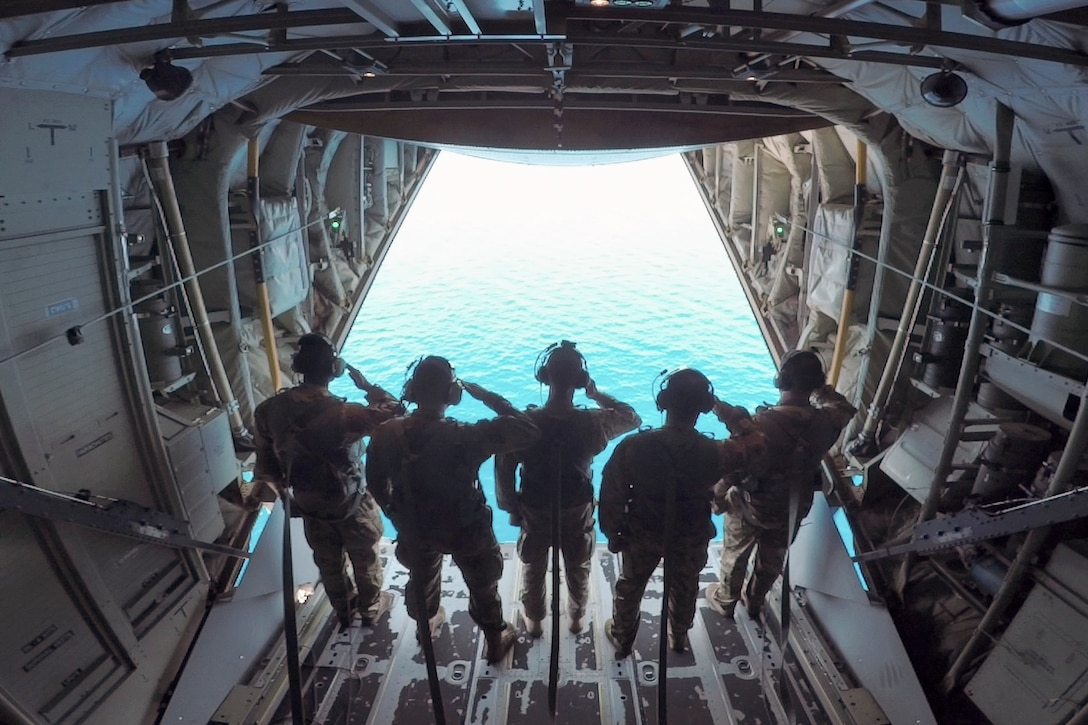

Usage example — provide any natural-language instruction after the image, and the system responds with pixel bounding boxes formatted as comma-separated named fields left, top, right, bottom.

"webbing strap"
left=548, top=447, right=562, bottom=719
left=775, top=480, right=804, bottom=724
left=414, top=577, right=446, bottom=725
left=658, top=457, right=677, bottom=725
left=392, top=419, right=446, bottom=725
left=280, top=491, right=305, bottom=724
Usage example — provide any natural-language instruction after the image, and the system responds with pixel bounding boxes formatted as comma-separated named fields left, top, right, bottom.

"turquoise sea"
left=329, top=153, right=777, bottom=543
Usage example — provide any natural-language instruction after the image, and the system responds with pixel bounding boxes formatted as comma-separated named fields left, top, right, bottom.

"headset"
left=534, top=340, right=590, bottom=389
left=402, top=355, right=463, bottom=405
left=292, top=332, right=345, bottom=379
left=774, top=349, right=826, bottom=391
left=654, top=367, right=715, bottom=414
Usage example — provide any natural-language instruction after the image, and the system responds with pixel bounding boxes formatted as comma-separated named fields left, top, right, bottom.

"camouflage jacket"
left=494, top=393, right=640, bottom=511
left=716, top=385, right=856, bottom=528
left=599, top=424, right=765, bottom=545
left=253, top=383, right=400, bottom=519
left=366, top=407, right=540, bottom=541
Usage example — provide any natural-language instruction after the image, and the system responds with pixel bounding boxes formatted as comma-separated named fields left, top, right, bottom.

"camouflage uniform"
left=495, top=397, right=639, bottom=623
left=253, top=383, right=401, bottom=625
left=711, top=386, right=856, bottom=614
left=599, top=426, right=763, bottom=650
left=366, top=406, right=540, bottom=634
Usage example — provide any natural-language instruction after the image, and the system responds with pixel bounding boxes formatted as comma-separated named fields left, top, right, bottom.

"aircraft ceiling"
left=2, top=1, right=1088, bottom=216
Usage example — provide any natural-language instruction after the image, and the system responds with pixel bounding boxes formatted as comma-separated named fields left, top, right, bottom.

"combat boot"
left=705, top=584, right=736, bottom=619
left=521, top=612, right=543, bottom=638
left=415, top=606, right=446, bottom=644
left=359, top=590, right=394, bottom=627
left=484, top=622, right=516, bottom=664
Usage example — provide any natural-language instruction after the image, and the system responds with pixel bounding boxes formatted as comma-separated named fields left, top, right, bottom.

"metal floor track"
left=261, top=543, right=833, bottom=725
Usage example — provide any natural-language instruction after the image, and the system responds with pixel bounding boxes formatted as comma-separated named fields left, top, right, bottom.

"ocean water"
left=329, top=153, right=778, bottom=543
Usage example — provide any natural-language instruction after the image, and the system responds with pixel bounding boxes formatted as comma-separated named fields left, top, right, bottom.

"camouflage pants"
left=714, top=512, right=789, bottom=611
left=395, top=512, right=506, bottom=634
left=302, top=491, right=385, bottom=621
left=517, top=501, right=595, bottom=622
left=610, top=536, right=710, bottom=649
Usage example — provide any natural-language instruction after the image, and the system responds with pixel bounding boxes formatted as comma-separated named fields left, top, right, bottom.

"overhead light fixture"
left=590, top=0, right=610, bottom=5
left=140, top=59, right=193, bottom=102
left=920, top=70, right=968, bottom=108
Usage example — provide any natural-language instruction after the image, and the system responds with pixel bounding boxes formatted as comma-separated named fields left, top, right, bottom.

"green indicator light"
left=331, top=220, right=341, bottom=230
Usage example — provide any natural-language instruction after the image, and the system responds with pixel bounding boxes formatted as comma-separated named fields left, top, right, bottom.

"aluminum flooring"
left=262, top=542, right=834, bottom=725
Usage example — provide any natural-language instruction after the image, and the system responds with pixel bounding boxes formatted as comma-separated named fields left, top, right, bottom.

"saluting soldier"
left=495, top=341, right=640, bottom=637
left=599, top=369, right=764, bottom=657
left=365, top=356, right=541, bottom=664
left=706, top=350, right=856, bottom=620
left=251, top=333, right=402, bottom=629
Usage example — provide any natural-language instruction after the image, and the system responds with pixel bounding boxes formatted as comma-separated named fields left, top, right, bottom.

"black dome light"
left=140, top=59, right=193, bottom=102
left=920, top=70, right=968, bottom=108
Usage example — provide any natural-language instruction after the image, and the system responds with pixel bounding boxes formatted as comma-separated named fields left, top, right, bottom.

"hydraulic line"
left=903, top=103, right=1015, bottom=590
left=147, top=141, right=248, bottom=437
left=850, top=150, right=963, bottom=454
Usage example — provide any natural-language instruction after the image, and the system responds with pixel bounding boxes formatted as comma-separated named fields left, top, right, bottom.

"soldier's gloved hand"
left=713, top=398, right=749, bottom=426
left=461, top=380, right=488, bottom=400
left=347, top=364, right=369, bottom=390
left=584, top=378, right=599, bottom=398
left=720, top=485, right=748, bottom=515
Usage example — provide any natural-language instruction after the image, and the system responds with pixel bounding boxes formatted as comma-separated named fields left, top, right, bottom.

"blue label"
left=46, top=298, right=78, bottom=317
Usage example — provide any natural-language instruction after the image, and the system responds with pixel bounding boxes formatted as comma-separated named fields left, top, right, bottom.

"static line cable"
left=415, top=576, right=447, bottom=725
left=658, top=461, right=676, bottom=725
left=280, top=484, right=306, bottom=724
left=548, top=446, right=562, bottom=719
left=0, top=206, right=343, bottom=368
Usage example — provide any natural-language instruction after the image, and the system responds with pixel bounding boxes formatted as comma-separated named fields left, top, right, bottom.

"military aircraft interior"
left=2, top=1, right=1088, bottom=723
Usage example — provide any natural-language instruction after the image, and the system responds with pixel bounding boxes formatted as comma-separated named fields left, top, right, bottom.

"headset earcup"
left=449, top=382, right=463, bottom=405
left=536, top=363, right=549, bottom=385
left=402, top=378, right=415, bottom=403
left=576, top=366, right=589, bottom=389
left=332, top=357, right=345, bottom=378
left=655, top=387, right=669, bottom=412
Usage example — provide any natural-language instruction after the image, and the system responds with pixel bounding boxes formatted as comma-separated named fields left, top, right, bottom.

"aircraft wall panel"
left=0, top=89, right=111, bottom=196
left=966, top=541, right=1088, bottom=724
left=0, top=190, right=204, bottom=722
left=0, top=221, right=148, bottom=505
left=0, top=512, right=130, bottom=724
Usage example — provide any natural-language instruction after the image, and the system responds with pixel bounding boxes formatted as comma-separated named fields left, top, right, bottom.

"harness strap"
left=547, top=445, right=562, bottom=719
left=388, top=418, right=447, bottom=725
left=279, top=475, right=305, bottom=724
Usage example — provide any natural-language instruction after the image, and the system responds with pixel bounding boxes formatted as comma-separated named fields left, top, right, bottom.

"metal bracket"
left=855, top=486, right=1088, bottom=562
left=0, top=476, right=249, bottom=558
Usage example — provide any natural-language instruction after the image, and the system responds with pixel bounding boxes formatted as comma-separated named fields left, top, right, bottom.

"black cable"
left=658, top=457, right=676, bottom=725
left=548, top=446, right=562, bottom=720
left=413, top=576, right=447, bottom=725
left=280, top=492, right=306, bottom=724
